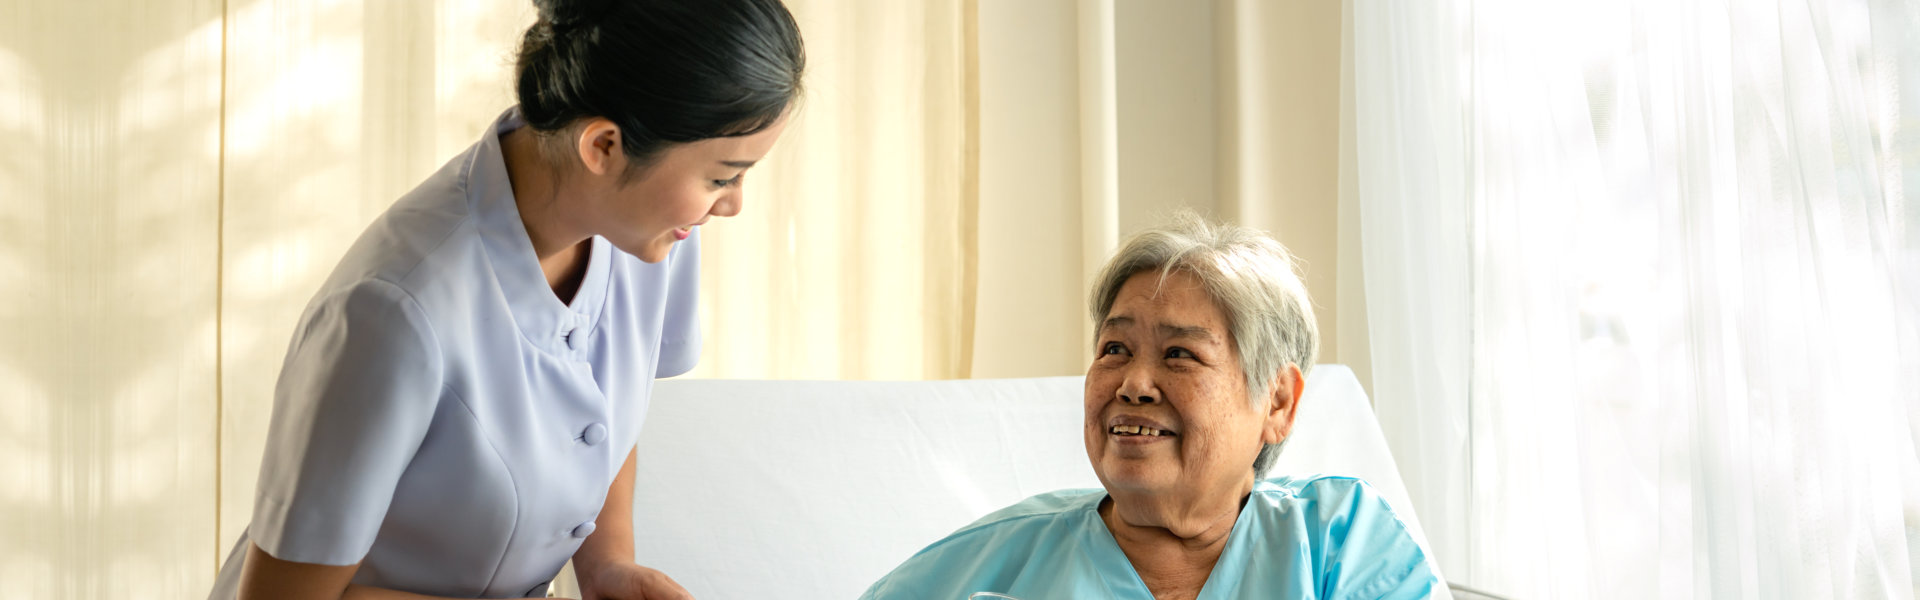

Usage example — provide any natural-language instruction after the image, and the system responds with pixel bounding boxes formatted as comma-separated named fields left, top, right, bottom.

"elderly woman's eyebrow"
left=1101, top=315, right=1216, bottom=342
left=1159, top=323, right=1218, bottom=342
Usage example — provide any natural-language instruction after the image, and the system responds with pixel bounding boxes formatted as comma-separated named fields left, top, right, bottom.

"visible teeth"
left=1111, top=425, right=1172, bottom=436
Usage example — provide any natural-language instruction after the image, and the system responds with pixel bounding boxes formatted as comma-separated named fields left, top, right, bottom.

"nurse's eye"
left=712, top=173, right=744, bottom=188
left=1165, top=347, right=1197, bottom=360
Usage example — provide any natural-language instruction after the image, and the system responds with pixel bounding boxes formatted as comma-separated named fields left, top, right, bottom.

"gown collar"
left=1082, top=480, right=1278, bottom=599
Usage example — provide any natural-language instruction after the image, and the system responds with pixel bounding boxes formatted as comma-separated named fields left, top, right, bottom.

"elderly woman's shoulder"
left=948, top=487, right=1107, bottom=539
left=1259, top=473, right=1381, bottom=496
left=858, top=488, right=1107, bottom=600
left=1254, top=475, right=1441, bottom=596
left=1255, top=474, right=1410, bottom=525
left=880, top=487, right=1105, bottom=567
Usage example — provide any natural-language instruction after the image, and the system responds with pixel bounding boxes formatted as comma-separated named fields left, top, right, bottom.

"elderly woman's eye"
left=1166, top=347, right=1196, bottom=360
left=1101, top=342, right=1127, bottom=356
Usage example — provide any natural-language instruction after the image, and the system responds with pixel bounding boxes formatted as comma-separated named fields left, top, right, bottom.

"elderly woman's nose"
left=1117, top=368, right=1161, bottom=404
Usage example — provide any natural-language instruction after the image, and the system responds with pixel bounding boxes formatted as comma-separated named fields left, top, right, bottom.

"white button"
left=562, top=328, right=578, bottom=350
left=581, top=422, right=607, bottom=446
left=571, top=520, right=597, bottom=539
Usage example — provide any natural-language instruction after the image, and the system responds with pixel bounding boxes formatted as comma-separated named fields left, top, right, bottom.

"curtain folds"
left=1, top=1, right=225, bottom=596
left=687, top=0, right=978, bottom=381
left=1355, top=0, right=1920, bottom=597
left=1351, top=0, right=1478, bottom=580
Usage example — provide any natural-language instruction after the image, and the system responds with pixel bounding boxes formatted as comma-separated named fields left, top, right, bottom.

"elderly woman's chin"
left=1090, top=454, right=1177, bottom=495
left=1087, top=436, right=1186, bottom=491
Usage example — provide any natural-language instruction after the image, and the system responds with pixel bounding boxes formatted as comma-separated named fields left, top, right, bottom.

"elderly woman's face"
left=1085, top=270, right=1277, bottom=502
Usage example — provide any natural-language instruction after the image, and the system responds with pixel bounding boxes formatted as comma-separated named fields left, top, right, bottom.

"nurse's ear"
left=574, top=117, right=626, bottom=178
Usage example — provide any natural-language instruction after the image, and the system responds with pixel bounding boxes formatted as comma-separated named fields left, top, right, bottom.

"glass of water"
left=968, top=593, right=1021, bottom=600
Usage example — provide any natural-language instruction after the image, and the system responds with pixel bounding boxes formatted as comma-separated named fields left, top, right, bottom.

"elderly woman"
left=860, top=215, right=1442, bottom=599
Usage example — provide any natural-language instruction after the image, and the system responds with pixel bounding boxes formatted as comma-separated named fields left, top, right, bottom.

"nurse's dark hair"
left=514, top=0, right=804, bottom=171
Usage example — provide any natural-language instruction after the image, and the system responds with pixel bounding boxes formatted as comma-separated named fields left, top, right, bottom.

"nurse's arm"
left=236, top=543, right=556, bottom=600
left=574, top=445, right=639, bottom=576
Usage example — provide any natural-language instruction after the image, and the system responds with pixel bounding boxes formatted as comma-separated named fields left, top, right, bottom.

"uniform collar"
left=469, top=107, right=612, bottom=356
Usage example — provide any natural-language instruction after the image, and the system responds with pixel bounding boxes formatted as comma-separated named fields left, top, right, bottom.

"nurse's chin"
left=617, top=236, right=677, bottom=263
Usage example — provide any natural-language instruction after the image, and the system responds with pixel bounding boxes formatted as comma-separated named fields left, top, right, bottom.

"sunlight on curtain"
left=685, top=0, right=976, bottom=381
left=1351, top=0, right=1476, bottom=582
left=1358, top=0, right=1920, bottom=597
left=0, top=42, right=53, bottom=591
left=0, top=1, right=225, bottom=598
left=215, top=0, right=529, bottom=552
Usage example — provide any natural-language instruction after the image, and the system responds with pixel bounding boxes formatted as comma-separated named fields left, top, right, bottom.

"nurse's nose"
left=711, top=185, right=743, bottom=218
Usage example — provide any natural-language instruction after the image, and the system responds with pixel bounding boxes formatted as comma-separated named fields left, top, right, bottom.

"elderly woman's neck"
left=1100, top=477, right=1256, bottom=598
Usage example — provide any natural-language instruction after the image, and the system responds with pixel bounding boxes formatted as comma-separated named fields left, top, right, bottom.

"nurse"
left=207, top=1, right=804, bottom=599
left=860, top=214, right=1445, bottom=600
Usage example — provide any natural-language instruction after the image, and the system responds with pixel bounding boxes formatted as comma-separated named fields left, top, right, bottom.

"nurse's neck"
left=500, top=127, right=593, bottom=304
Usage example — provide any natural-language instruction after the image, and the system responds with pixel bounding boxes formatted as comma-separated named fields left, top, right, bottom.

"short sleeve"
left=1313, top=479, right=1446, bottom=600
left=250, top=279, right=444, bottom=566
left=655, top=227, right=701, bottom=378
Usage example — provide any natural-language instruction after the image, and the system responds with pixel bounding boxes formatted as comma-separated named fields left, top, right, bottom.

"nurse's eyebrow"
left=720, top=160, right=757, bottom=168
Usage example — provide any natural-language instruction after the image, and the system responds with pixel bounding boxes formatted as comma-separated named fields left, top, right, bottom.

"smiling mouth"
left=1109, top=425, right=1176, bottom=437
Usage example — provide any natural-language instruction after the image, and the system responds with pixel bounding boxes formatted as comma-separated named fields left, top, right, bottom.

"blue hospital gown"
left=861, top=475, right=1443, bottom=600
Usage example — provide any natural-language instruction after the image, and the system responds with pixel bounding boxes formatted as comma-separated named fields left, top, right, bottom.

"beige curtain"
left=686, top=0, right=977, bottom=381
left=969, top=0, right=1349, bottom=382
left=1212, top=0, right=1349, bottom=382
left=1, top=1, right=225, bottom=597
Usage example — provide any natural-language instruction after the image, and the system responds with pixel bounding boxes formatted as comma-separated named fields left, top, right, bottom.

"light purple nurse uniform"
left=207, top=107, right=701, bottom=599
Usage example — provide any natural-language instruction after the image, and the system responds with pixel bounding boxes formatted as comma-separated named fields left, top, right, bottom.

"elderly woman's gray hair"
left=1088, top=211, right=1319, bottom=477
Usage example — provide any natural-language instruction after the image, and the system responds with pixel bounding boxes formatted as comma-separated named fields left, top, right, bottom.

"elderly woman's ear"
left=1260, top=364, right=1307, bottom=445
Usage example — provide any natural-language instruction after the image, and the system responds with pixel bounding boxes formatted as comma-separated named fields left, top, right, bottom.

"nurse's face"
left=576, top=114, right=790, bottom=263
left=1084, top=271, right=1286, bottom=506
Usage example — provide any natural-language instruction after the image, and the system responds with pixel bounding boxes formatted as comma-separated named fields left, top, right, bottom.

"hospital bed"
left=556, top=365, right=1451, bottom=598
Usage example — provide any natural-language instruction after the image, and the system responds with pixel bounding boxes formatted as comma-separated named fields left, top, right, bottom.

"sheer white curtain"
left=1355, top=0, right=1920, bottom=597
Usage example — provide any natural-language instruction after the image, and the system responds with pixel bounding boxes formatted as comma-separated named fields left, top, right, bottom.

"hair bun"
left=514, top=0, right=805, bottom=167
left=534, top=0, right=613, bottom=28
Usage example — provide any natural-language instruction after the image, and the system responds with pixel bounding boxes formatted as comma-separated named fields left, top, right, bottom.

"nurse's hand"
left=578, top=563, right=694, bottom=600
